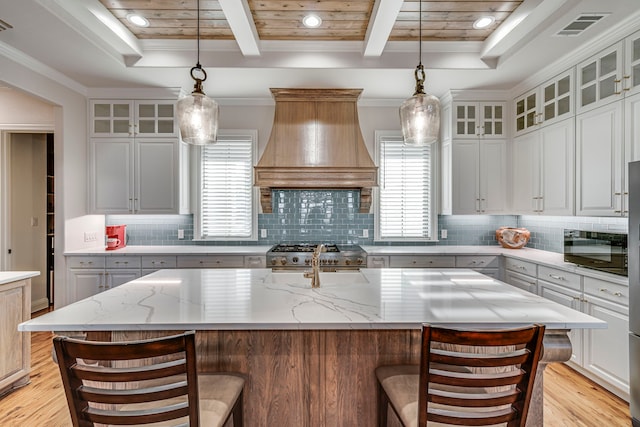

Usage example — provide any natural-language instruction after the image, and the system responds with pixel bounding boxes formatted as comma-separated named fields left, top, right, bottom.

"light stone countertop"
left=64, top=245, right=273, bottom=256
left=19, top=268, right=605, bottom=332
left=0, top=271, right=40, bottom=286
left=362, top=246, right=628, bottom=286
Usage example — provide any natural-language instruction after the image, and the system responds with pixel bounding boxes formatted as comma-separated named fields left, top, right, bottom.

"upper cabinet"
left=514, top=70, right=573, bottom=136
left=453, top=102, right=505, bottom=139
left=90, top=100, right=177, bottom=138
left=577, top=30, right=640, bottom=114
left=88, top=99, right=189, bottom=215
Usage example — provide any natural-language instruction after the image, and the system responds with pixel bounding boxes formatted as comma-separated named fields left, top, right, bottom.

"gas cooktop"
left=266, top=243, right=366, bottom=270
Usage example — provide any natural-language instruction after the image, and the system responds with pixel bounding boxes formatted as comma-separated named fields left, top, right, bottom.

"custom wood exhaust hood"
left=255, top=88, right=378, bottom=213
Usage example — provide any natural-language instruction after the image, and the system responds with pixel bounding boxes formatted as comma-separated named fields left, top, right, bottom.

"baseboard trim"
left=31, top=298, right=49, bottom=313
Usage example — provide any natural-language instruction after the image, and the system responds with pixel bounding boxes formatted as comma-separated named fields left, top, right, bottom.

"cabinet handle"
left=128, top=198, right=133, bottom=212
left=614, top=79, right=622, bottom=95
left=549, top=274, right=565, bottom=281
left=614, top=292, right=623, bottom=297
left=623, top=75, right=631, bottom=91
left=572, top=296, right=581, bottom=300
left=599, top=288, right=608, bottom=292
left=134, top=198, right=139, bottom=213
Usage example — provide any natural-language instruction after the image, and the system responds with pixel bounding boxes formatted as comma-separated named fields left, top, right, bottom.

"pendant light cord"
left=418, top=0, right=422, bottom=67
left=196, top=0, right=201, bottom=68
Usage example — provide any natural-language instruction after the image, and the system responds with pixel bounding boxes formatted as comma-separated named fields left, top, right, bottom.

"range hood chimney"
left=255, top=88, right=378, bottom=213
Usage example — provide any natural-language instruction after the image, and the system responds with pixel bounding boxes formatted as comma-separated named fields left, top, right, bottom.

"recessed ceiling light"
left=473, top=16, right=495, bottom=29
left=302, top=14, right=322, bottom=28
left=126, top=13, right=149, bottom=28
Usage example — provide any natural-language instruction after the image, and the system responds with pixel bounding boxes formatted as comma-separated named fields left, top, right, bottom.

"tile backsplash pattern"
left=106, top=190, right=629, bottom=253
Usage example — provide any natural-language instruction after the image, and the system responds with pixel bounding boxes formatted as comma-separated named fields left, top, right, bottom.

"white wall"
left=1, top=54, right=89, bottom=308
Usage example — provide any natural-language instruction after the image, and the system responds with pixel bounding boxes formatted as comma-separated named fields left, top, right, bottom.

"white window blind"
left=377, top=133, right=433, bottom=240
left=200, top=134, right=255, bottom=239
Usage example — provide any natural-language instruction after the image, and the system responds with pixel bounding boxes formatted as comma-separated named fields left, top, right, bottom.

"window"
left=195, top=130, right=257, bottom=240
left=375, top=131, right=437, bottom=241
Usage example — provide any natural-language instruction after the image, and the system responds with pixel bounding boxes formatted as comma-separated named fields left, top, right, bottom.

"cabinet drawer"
left=584, top=277, right=629, bottom=306
left=106, top=256, right=141, bottom=269
left=67, top=256, right=106, bottom=269
left=141, top=256, right=177, bottom=269
left=504, top=257, right=537, bottom=276
left=504, top=270, right=538, bottom=294
left=537, top=265, right=581, bottom=291
left=177, top=255, right=245, bottom=268
left=244, top=256, right=266, bottom=268
left=455, top=256, right=499, bottom=269
left=389, top=255, right=455, bottom=268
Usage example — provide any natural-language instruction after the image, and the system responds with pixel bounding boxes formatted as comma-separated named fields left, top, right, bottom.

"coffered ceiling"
left=0, top=0, right=639, bottom=101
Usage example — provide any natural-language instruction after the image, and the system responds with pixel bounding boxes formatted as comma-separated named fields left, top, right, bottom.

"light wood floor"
left=0, top=329, right=631, bottom=427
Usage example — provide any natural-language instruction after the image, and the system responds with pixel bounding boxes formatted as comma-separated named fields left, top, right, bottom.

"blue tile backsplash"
left=106, top=190, right=629, bottom=253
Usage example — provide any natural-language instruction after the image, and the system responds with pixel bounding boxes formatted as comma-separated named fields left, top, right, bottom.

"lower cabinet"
left=581, top=277, right=629, bottom=398
left=0, top=278, right=31, bottom=395
left=503, top=258, right=537, bottom=294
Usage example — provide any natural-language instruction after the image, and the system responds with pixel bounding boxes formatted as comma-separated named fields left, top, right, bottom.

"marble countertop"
left=19, top=268, right=605, bottom=332
left=363, top=246, right=628, bottom=286
left=64, top=245, right=273, bottom=256
left=0, top=271, right=40, bottom=286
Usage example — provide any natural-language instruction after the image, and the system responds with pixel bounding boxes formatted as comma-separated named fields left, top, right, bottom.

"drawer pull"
left=549, top=274, right=565, bottom=281
left=599, top=288, right=608, bottom=292
left=614, top=292, right=623, bottom=297
left=412, top=260, right=417, bottom=264
left=572, top=296, right=581, bottom=300
left=216, top=260, right=222, bottom=264
left=199, top=260, right=204, bottom=264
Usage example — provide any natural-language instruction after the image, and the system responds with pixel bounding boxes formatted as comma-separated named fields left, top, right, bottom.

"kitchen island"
left=20, top=268, right=604, bottom=427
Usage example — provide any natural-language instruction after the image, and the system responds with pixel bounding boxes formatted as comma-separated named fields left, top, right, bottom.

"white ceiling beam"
left=218, top=0, right=261, bottom=57
left=480, top=0, right=578, bottom=63
left=363, top=0, right=404, bottom=57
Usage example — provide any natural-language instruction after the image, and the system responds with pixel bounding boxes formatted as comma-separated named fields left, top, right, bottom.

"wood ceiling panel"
left=100, top=0, right=524, bottom=42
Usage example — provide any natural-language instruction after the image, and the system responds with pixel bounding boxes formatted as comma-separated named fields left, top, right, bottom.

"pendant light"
left=399, top=0, right=440, bottom=145
left=177, top=0, right=218, bottom=145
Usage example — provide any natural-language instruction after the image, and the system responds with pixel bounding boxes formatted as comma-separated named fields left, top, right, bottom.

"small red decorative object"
left=496, top=227, right=530, bottom=249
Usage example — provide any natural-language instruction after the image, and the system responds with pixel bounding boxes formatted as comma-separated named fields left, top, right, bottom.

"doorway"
left=1, top=132, right=54, bottom=312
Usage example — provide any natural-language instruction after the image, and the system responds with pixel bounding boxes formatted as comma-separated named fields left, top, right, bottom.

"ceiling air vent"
left=555, top=14, right=607, bottom=37
left=0, top=19, right=13, bottom=31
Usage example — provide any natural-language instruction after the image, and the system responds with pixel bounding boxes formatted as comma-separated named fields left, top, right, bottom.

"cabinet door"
left=538, top=280, right=583, bottom=365
left=479, top=103, right=505, bottom=138
left=583, top=295, right=629, bottom=395
left=511, top=132, right=539, bottom=214
left=623, top=92, right=640, bottom=213
left=577, top=43, right=624, bottom=113
left=540, top=71, right=573, bottom=127
left=453, top=103, right=480, bottom=138
left=68, top=269, right=105, bottom=302
left=624, top=30, right=640, bottom=97
left=90, top=100, right=133, bottom=137
left=0, top=285, right=26, bottom=379
left=479, top=139, right=507, bottom=214
left=90, top=138, right=134, bottom=213
left=539, top=118, right=574, bottom=215
left=135, top=101, right=177, bottom=137
left=135, top=139, right=179, bottom=213
left=576, top=102, right=624, bottom=216
left=106, top=269, right=141, bottom=289
left=514, top=88, right=538, bottom=136
left=451, top=141, right=480, bottom=214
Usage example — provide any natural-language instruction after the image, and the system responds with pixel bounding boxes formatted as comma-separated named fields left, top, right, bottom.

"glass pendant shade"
left=177, top=88, right=219, bottom=145
left=399, top=91, right=440, bottom=145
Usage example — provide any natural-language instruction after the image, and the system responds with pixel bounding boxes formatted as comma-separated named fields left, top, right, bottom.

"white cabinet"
left=503, top=257, right=537, bottom=294
left=389, top=255, right=455, bottom=268
left=244, top=256, right=266, bottom=268
left=511, top=118, right=574, bottom=215
left=89, top=99, right=188, bottom=214
left=582, top=276, right=629, bottom=398
left=176, top=255, right=246, bottom=268
left=577, top=31, right=640, bottom=113
left=90, top=100, right=177, bottom=138
left=576, top=102, right=624, bottom=216
left=455, top=255, right=499, bottom=278
left=514, top=70, right=573, bottom=136
left=67, top=256, right=141, bottom=303
left=453, top=102, right=505, bottom=139
left=451, top=139, right=507, bottom=214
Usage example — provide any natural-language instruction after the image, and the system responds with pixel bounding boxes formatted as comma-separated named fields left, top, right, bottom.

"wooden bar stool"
left=376, top=324, right=545, bottom=427
left=54, top=331, right=244, bottom=426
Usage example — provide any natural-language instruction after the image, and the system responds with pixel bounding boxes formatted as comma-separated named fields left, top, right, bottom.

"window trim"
left=193, top=129, right=258, bottom=241
left=373, top=130, right=438, bottom=242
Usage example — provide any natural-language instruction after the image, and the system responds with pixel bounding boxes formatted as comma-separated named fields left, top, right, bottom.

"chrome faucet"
left=304, top=244, right=325, bottom=288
